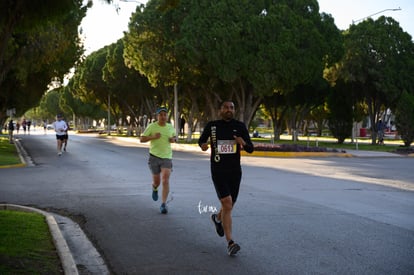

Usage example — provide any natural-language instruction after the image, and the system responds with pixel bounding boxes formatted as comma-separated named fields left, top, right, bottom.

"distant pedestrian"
left=180, top=115, right=186, bottom=136
left=53, top=114, right=68, bottom=156
left=16, top=122, right=20, bottom=134
left=198, top=100, right=254, bottom=256
left=376, top=119, right=385, bottom=145
left=7, top=119, right=14, bottom=143
left=63, top=119, right=69, bottom=151
left=43, top=120, right=47, bottom=134
left=140, top=107, right=177, bottom=214
left=27, top=120, right=31, bottom=134
left=21, top=119, right=27, bottom=134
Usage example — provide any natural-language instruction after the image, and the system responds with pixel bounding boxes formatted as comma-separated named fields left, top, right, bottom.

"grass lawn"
left=0, top=210, right=63, bottom=274
left=0, top=136, right=20, bottom=166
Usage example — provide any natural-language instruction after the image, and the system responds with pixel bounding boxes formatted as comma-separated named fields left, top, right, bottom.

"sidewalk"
left=105, top=135, right=409, bottom=158
left=345, top=149, right=406, bottom=158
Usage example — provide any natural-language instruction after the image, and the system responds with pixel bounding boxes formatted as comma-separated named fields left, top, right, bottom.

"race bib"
left=217, top=140, right=236, bottom=154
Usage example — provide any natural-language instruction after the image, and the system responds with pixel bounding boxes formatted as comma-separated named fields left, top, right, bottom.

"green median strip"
left=0, top=210, right=63, bottom=274
left=0, top=136, right=21, bottom=167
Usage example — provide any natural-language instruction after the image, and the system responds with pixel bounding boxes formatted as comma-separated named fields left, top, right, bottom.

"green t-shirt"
left=142, top=122, right=176, bottom=159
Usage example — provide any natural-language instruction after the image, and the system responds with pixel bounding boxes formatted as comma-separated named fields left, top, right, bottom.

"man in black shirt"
left=198, top=100, right=254, bottom=256
left=8, top=119, right=14, bottom=143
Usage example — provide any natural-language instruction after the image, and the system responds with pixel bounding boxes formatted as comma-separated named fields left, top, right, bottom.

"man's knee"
left=221, top=196, right=233, bottom=211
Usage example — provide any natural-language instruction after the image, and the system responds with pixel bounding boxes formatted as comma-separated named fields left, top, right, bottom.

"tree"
left=327, top=82, right=354, bottom=144
left=124, top=0, right=343, bottom=129
left=38, top=89, right=64, bottom=117
left=336, top=16, right=414, bottom=144
left=124, top=0, right=184, bottom=88
left=395, top=91, right=414, bottom=146
left=103, top=39, right=158, bottom=126
left=72, top=48, right=110, bottom=111
left=0, top=0, right=88, bottom=131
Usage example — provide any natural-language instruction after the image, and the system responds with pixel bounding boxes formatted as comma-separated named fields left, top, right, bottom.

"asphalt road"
left=1, top=131, right=413, bottom=275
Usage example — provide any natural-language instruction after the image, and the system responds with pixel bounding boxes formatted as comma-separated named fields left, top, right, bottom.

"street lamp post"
left=352, top=7, right=401, bottom=24
left=107, top=94, right=111, bottom=136
left=174, top=83, right=179, bottom=142
left=119, top=0, right=145, bottom=3
left=352, top=105, right=359, bottom=150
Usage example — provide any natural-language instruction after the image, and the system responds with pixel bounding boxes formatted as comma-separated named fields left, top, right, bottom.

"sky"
left=80, top=0, right=414, bottom=55
left=318, top=0, right=413, bottom=34
left=80, top=0, right=144, bottom=54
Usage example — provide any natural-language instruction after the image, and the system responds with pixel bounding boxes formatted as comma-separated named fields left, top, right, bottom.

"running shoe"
left=227, top=241, right=240, bottom=256
left=58, top=151, right=62, bottom=156
left=160, top=203, right=168, bottom=214
left=152, top=187, right=158, bottom=201
left=210, top=214, right=224, bottom=237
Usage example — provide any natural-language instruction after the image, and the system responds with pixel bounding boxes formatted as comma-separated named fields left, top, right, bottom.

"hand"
left=153, top=132, right=161, bottom=139
left=233, top=135, right=246, bottom=147
left=169, top=136, right=177, bottom=143
left=200, top=143, right=209, bottom=151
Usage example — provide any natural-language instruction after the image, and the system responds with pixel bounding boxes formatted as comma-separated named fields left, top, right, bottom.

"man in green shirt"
left=140, top=107, right=177, bottom=214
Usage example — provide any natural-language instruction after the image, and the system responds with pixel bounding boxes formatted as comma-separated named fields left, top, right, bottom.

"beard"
left=222, top=111, right=233, bottom=121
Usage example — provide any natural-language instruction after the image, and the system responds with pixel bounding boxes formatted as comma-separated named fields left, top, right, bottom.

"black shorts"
left=211, top=167, right=242, bottom=203
left=56, top=135, right=65, bottom=141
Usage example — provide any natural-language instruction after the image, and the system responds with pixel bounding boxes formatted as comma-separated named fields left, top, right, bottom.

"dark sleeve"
left=240, top=122, right=254, bottom=153
left=198, top=122, right=211, bottom=147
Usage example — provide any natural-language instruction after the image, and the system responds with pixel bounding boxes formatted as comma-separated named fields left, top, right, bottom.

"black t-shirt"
left=198, top=119, right=254, bottom=169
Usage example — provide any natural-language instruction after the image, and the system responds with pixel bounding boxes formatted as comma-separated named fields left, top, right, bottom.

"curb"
left=0, top=138, right=34, bottom=169
left=15, top=138, right=35, bottom=166
left=0, top=163, right=26, bottom=169
left=0, top=204, right=79, bottom=275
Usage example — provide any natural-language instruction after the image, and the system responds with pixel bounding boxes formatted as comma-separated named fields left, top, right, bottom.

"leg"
left=56, top=138, right=63, bottom=155
left=160, top=167, right=171, bottom=203
left=220, top=195, right=241, bottom=255
left=152, top=173, right=161, bottom=190
left=149, top=173, right=160, bottom=202
left=219, top=195, right=234, bottom=242
left=149, top=155, right=161, bottom=201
